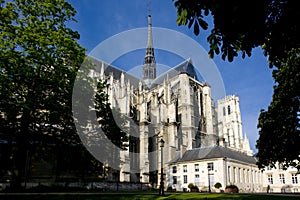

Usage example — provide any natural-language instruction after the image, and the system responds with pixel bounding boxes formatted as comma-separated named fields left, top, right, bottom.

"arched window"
left=228, top=105, right=231, bottom=115
left=223, top=107, right=226, bottom=116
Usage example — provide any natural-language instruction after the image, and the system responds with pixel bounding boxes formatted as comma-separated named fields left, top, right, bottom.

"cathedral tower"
left=143, top=8, right=156, bottom=86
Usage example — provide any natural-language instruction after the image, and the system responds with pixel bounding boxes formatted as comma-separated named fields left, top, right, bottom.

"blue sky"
left=68, top=0, right=274, bottom=152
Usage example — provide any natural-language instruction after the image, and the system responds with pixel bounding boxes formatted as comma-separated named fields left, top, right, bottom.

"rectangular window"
left=268, top=174, right=273, bottom=184
left=227, top=131, right=230, bottom=146
left=172, top=166, right=177, bottom=173
left=279, top=174, right=285, bottom=184
left=183, top=165, right=187, bottom=173
left=195, top=164, right=199, bottom=172
left=233, top=167, right=236, bottom=183
left=195, top=174, right=200, bottom=186
left=183, top=175, right=188, bottom=184
left=228, top=166, right=231, bottom=183
left=247, top=170, right=250, bottom=183
left=173, top=176, right=177, bottom=184
left=238, top=168, right=241, bottom=183
left=207, top=162, right=214, bottom=171
left=292, top=174, right=298, bottom=184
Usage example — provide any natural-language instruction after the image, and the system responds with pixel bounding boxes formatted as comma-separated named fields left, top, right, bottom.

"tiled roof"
left=169, top=146, right=257, bottom=165
left=89, top=57, right=200, bottom=89
left=149, top=59, right=198, bottom=88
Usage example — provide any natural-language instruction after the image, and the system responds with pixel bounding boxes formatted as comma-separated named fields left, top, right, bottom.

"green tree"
left=94, top=80, right=129, bottom=181
left=256, top=49, right=300, bottom=169
left=95, top=80, right=129, bottom=150
left=173, top=0, right=300, bottom=169
left=173, top=0, right=299, bottom=65
left=0, top=0, right=86, bottom=188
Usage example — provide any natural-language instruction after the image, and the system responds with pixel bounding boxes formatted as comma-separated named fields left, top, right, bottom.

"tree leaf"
left=194, top=20, right=200, bottom=36
left=188, top=18, right=194, bottom=29
left=198, top=18, right=208, bottom=30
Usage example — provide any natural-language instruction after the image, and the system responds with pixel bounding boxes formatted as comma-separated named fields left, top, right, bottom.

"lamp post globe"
left=207, top=165, right=211, bottom=193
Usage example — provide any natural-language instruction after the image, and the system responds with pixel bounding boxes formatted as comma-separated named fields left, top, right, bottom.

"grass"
left=1, top=192, right=300, bottom=200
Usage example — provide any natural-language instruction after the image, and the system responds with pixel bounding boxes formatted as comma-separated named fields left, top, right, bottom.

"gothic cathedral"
left=93, top=12, right=253, bottom=187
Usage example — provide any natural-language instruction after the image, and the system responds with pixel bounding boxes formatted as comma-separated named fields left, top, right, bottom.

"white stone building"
left=167, top=146, right=262, bottom=192
left=263, top=163, right=300, bottom=193
left=88, top=12, right=256, bottom=190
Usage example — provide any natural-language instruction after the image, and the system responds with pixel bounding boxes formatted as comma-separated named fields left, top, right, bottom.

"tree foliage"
left=0, top=0, right=90, bottom=188
left=173, top=0, right=299, bottom=65
left=173, top=0, right=300, bottom=169
left=0, top=0, right=131, bottom=189
left=0, top=0, right=86, bottom=141
left=95, top=81, right=129, bottom=150
left=256, top=49, right=300, bottom=169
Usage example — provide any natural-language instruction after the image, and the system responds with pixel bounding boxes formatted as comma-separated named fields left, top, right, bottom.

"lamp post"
left=159, top=138, right=165, bottom=196
left=207, top=165, right=211, bottom=193
left=224, top=157, right=227, bottom=185
left=103, top=163, right=105, bottom=181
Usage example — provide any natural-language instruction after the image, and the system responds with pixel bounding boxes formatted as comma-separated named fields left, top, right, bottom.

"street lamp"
left=207, top=165, right=211, bottom=193
left=159, top=138, right=165, bottom=196
left=103, top=163, right=105, bottom=180
left=103, top=162, right=108, bottom=182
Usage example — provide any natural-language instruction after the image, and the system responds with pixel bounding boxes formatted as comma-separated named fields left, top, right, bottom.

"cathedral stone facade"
left=93, top=13, right=253, bottom=188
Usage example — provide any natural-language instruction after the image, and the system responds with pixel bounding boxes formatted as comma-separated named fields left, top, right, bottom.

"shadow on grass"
left=158, top=193, right=300, bottom=200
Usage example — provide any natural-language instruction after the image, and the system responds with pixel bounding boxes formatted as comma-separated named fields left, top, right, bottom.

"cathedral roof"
left=169, top=146, right=257, bottom=165
left=148, top=59, right=199, bottom=88
left=172, top=58, right=198, bottom=79
left=103, top=63, right=141, bottom=86
left=89, top=56, right=200, bottom=89
left=87, top=57, right=141, bottom=87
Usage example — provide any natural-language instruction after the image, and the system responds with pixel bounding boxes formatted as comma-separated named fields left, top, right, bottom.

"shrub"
left=190, top=186, right=199, bottom=192
left=188, top=183, right=194, bottom=189
left=214, top=182, right=222, bottom=189
left=167, top=186, right=173, bottom=191
left=187, top=183, right=199, bottom=192
left=225, top=184, right=239, bottom=193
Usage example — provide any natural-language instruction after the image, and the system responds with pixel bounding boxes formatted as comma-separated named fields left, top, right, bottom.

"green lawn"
left=1, top=193, right=300, bottom=200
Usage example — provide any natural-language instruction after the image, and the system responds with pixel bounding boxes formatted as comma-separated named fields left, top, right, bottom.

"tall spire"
left=143, top=1, right=156, bottom=86
left=146, top=1, right=153, bottom=48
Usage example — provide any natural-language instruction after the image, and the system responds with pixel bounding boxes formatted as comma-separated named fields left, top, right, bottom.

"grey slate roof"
left=88, top=56, right=200, bottom=89
left=169, top=146, right=257, bottom=165
left=149, top=59, right=199, bottom=89
left=87, top=56, right=141, bottom=87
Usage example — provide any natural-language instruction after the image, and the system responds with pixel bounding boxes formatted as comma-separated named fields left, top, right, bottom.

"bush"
left=214, top=182, right=222, bottom=189
left=190, top=186, right=199, bottom=192
left=187, top=183, right=199, bottom=192
left=225, top=184, right=239, bottom=193
left=188, top=183, right=194, bottom=189
left=167, top=186, right=176, bottom=192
